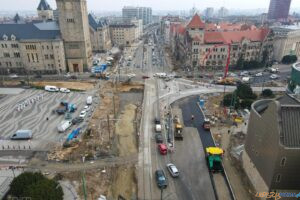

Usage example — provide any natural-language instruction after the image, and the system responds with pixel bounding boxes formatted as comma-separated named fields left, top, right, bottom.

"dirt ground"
left=108, top=103, right=138, bottom=199
left=47, top=82, right=141, bottom=200
left=33, top=81, right=96, bottom=90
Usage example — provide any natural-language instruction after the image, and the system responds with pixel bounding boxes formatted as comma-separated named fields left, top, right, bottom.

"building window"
left=9, top=62, right=12, bottom=67
left=14, top=52, right=20, bottom=58
left=36, top=53, right=39, bottom=62
left=42, top=46, right=44, bottom=50
left=280, top=157, right=286, bottom=166
left=50, top=54, right=54, bottom=59
left=3, top=53, right=10, bottom=57
left=45, top=55, right=49, bottom=59
left=276, top=174, right=281, bottom=182
left=11, top=44, right=18, bottom=48
left=27, top=53, right=30, bottom=62
left=0, top=62, right=1, bottom=66
left=67, top=18, right=75, bottom=23
left=1, top=44, right=4, bottom=48
left=32, top=53, right=35, bottom=62
left=47, top=46, right=49, bottom=50
left=5, top=44, right=7, bottom=48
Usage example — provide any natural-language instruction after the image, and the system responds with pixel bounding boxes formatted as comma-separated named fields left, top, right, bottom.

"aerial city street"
left=0, top=0, right=299, bottom=199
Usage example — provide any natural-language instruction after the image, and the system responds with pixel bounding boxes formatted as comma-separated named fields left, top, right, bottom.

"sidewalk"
left=218, top=125, right=252, bottom=200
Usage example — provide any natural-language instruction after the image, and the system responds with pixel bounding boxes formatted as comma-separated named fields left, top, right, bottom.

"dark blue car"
left=155, top=170, right=167, bottom=189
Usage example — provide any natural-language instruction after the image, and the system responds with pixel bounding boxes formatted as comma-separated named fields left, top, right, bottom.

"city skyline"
left=1, top=0, right=299, bottom=12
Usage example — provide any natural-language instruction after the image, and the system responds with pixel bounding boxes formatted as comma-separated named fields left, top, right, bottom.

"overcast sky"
left=2, top=0, right=300, bottom=11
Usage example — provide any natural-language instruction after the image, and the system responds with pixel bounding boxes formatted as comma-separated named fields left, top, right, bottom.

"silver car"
left=166, top=163, right=179, bottom=177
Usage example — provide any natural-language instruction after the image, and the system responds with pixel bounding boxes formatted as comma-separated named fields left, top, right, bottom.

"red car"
left=142, top=75, right=150, bottom=79
left=158, top=144, right=167, bottom=155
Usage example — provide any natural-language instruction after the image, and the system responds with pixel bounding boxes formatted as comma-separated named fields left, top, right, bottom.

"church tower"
left=37, top=0, right=54, bottom=21
left=56, top=0, right=92, bottom=72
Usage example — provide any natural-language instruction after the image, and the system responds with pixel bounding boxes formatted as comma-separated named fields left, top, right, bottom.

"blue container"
left=199, top=99, right=205, bottom=108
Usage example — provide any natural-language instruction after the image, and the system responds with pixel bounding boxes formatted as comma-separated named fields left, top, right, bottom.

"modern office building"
left=122, top=6, right=152, bottom=25
left=204, top=7, right=214, bottom=19
left=243, top=92, right=300, bottom=192
left=271, top=24, right=300, bottom=62
left=268, top=0, right=292, bottom=20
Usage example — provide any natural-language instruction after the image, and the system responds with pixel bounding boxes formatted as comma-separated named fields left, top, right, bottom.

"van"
left=57, top=120, right=72, bottom=133
left=86, top=96, right=92, bottom=105
left=10, top=130, right=32, bottom=140
left=45, top=85, right=59, bottom=92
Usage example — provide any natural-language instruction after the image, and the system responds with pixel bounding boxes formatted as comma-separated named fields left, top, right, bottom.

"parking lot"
left=0, top=89, right=94, bottom=150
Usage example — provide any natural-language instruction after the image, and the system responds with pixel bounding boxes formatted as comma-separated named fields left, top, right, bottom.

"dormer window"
left=11, top=35, right=16, bottom=41
left=3, top=34, right=8, bottom=41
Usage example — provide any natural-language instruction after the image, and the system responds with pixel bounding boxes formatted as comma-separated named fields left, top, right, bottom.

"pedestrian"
left=191, top=115, right=194, bottom=121
left=46, top=117, right=49, bottom=121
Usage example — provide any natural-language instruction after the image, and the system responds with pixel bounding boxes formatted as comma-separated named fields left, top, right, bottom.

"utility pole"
left=107, top=114, right=110, bottom=139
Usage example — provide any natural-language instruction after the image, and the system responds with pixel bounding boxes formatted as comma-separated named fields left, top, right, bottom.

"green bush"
left=8, top=172, right=63, bottom=200
left=223, top=93, right=239, bottom=108
left=236, top=83, right=257, bottom=100
left=240, top=99, right=254, bottom=109
left=261, top=89, right=274, bottom=98
left=282, top=55, right=297, bottom=64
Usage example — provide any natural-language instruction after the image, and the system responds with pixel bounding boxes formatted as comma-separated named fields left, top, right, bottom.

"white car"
left=255, top=72, right=263, bottom=77
left=64, top=73, right=71, bottom=78
left=79, top=110, right=86, bottom=118
left=240, top=71, right=249, bottom=76
left=9, top=74, right=18, bottom=78
left=166, top=163, right=179, bottom=177
left=84, top=105, right=90, bottom=111
left=270, top=74, right=279, bottom=79
left=60, top=88, right=71, bottom=93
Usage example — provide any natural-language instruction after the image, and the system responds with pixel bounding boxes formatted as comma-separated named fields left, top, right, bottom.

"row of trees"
left=223, top=83, right=274, bottom=109
left=7, top=172, right=63, bottom=200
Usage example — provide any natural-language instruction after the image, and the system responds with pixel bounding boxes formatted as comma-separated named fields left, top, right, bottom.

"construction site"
left=0, top=77, right=144, bottom=199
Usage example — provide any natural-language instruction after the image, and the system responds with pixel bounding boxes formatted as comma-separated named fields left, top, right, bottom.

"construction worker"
left=191, top=115, right=194, bottom=121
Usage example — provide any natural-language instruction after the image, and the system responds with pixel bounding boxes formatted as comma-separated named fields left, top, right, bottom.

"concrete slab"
left=0, top=88, right=24, bottom=95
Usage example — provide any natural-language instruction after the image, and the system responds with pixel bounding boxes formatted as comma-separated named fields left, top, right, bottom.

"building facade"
left=272, top=25, right=300, bottom=62
left=268, top=0, right=292, bottom=20
left=169, top=14, right=272, bottom=70
left=243, top=93, right=300, bottom=192
left=37, top=0, right=54, bottom=21
left=56, top=0, right=92, bottom=72
left=0, top=22, right=66, bottom=74
left=109, top=24, right=137, bottom=46
left=122, top=6, right=152, bottom=25
left=89, top=14, right=112, bottom=52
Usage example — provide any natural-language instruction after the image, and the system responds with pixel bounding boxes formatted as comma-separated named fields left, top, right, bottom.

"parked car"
left=240, top=71, right=249, bottom=76
left=166, top=163, right=179, bottom=177
left=155, top=170, right=167, bottom=189
left=60, top=88, right=71, bottom=93
left=57, top=120, right=72, bottom=133
left=10, top=130, right=32, bottom=140
left=270, top=74, right=279, bottom=79
left=72, top=117, right=84, bottom=125
left=84, top=105, right=90, bottom=111
left=9, top=74, right=18, bottom=78
left=79, top=110, right=87, bottom=118
left=34, top=74, right=42, bottom=78
left=64, top=73, right=71, bottom=78
left=155, top=133, right=163, bottom=143
left=71, top=75, right=77, bottom=79
left=255, top=72, right=263, bottom=77
left=158, top=143, right=167, bottom=155
left=45, top=85, right=59, bottom=92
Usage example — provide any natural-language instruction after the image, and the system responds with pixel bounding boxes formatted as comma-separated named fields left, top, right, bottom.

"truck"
left=202, top=118, right=211, bottom=131
left=216, top=77, right=236, bottom=85
left=57, top=120, right=72, bottom=133
left=206, top=147, right=224, bottom=173
left=10, top=130, right=33, bottom=140
left=174, top=123, right=183, bottom=140
left=86, top=96, right=92, bottom=105
left=56, top=101, right=76, bottom=114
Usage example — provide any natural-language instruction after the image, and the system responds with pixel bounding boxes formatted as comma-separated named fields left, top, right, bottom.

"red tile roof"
left=204, top=28, right=270, bottom=44
left=187, top=14, right=205, bottom=29
left=193, top=35, right=201, bottom=41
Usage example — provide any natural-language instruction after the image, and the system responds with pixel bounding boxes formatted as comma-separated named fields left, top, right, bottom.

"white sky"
left=2, top=0, right=300, bottom=11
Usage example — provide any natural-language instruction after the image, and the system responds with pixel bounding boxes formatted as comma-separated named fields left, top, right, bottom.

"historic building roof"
left=0, top=22, right=61, bottom=40
left=187, top=13, right=205, bottom=29
left=37, top=0, right=52, bottom=11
